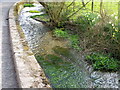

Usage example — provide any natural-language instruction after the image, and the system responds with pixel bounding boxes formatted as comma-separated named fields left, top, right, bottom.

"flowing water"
left=19, top=3, right=119, bottom=88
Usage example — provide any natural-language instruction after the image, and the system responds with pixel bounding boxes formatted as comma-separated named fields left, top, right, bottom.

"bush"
left=75, top=12, right=100, bottom=31
left=85, top=53, right=119, bottom=71
left=29, top=10, right=40, bottom=13
left=53, top=28, right=69, bottom=38
left=24, top=4, right=34, bottom=7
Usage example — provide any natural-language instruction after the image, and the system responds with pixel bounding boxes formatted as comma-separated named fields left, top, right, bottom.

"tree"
left=40, top=0, right=91, bottom=26
left=81, top=0, right=85, bottom=7
left=91, top=0, right=94, bottom=12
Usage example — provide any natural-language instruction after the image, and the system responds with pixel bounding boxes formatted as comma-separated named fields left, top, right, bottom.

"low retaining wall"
left=9, top=0, right=51, bottom=88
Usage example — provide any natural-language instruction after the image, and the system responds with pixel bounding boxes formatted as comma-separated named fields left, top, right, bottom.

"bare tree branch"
left=81, top=0, right=85, bottom=7
left=67, top=0, right=76, bottom=8
left=67, top=0, right=91, bottom=18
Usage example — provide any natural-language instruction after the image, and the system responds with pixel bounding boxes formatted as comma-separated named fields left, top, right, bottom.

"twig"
left=67, top=0, right=91, bottom=18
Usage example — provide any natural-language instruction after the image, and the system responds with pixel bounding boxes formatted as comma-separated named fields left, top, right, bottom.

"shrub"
left=24, top=4, right=34, bottom=7
left=85, top=53, right=119, bottom=71
left=75, top=12, right=100, bottom=31
left=29, top=10, right=40, bottom=13
left=53, top=28, right=69, bottom=38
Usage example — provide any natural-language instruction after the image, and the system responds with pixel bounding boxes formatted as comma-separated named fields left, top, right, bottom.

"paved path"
left=0, top=1, right=19, bottom=88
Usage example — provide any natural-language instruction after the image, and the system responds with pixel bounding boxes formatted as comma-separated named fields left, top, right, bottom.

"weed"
left=53, top=28, right=81, bottom=50
left=85, top=53, right=119, bottom=71
left=29, top=10, right=40, bottom=13
left=69, top=35, right=81, bottom=50
left=75, top=12, right=100, bottom=32
left=24, top=4, right=34, bottom=7
left=30, top=14, right=49, bottom=22
left=53, top=28, right=69, bottom=38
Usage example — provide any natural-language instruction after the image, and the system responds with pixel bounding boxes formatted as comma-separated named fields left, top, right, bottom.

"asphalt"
left=0, top=1, right=19, bottom=88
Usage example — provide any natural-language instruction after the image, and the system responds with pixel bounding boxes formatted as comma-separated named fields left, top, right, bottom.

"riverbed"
left=19, top=3, right=119, bottom=88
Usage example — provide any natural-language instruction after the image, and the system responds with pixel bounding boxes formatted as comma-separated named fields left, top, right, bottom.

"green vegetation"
left=74, top=12, right=100, bottom=31
left=45, top=54, right=63, bottom=65
left=24, top=4, right=34, bottom=7
left=30, top=14, right=49, bottom=22
left=35, top=52, right=87, bottom=88
left=69, top=35, right=81, bottom=50
left=53, top=28, right=69, bottom=38
left=53, top=28, right=80, bottom=50
left=30, top=15, right=41, bottom=18
left=52, top=46, right=71, bottom=58
left=29, top=10, right=40, bottom=13
left=85, top=53, right=119, bottom=71
left=37, top=1, right=120, bottom=73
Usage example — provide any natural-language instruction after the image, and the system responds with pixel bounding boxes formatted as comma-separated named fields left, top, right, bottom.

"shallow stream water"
left=19, top=3, right=119, bottom=88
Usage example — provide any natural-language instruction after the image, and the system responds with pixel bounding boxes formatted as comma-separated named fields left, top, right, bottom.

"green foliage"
left=29, top=10, right=40, bottom=13
left=30, top=15, right=41, bottom=18
left=85, top=53, right=119, bottom=71
left=24, top=4, right=34, bottom=7
left=53, top=28, right=80, bottom=50
left=30, top=14, right=49, bottom=22
left=75, top=12, right=99, bottom=31
left=69, top=35, right=81, bottom=50
left=53, top=28, right=69, bottom=38
left=103, top=23, right=114, bottom=32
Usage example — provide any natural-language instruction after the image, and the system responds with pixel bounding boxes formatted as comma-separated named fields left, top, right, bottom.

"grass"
left=29, top=10, right=40, bottom=13
left=24, top=4, right=34, bottom=7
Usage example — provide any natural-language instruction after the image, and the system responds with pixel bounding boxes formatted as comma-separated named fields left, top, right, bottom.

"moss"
left=45, top=54, right=63, bottom=64
left=23, top=4, right=34, bottom=7
left=52, top=46, right=71, bottom=57
left=16, top=25, right=25, bottom=38
left=30, top=14, right=49, bottom=22
left=29, top=10, right=40, bottom=13
left=23, top=46, right=29, bottom=51
left=35, top=55, right=44, bottom=63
